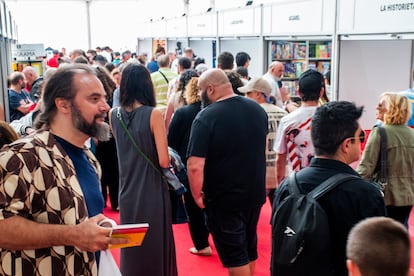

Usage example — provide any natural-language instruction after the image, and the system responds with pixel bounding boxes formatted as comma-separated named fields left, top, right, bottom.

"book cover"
left=109, top=223, right=149, bottom=249
left=281, top=42, right=292, bottom=59
left=294, top=61, right=307, bottom=78
left=317, top=44, right=328, bottom=58
left=318, top=61, right=331, bottom=75
left=272, top=41, right=283, bottom=59
left=284, top=62, right=296, bottom=78
left=292, top=42, right=306, bottom=59
left=308, top=43, right=316, bottom=58
left=99, top=218, right=149, bottom=249
left=307, top=61, right=317, bottom=71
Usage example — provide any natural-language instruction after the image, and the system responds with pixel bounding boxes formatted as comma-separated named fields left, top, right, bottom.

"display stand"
left=270, top=40, right=332, bottom=96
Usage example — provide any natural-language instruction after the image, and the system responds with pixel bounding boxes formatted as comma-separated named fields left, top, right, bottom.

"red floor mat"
left=103, top=200, right=272, bottom=275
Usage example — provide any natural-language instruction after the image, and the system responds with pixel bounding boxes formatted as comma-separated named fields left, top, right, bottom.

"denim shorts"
left=205, top=206, right=261, bottom=267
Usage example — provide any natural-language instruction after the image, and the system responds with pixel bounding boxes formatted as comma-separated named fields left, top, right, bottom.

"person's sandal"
left=189, top=246, right=212, bottom=256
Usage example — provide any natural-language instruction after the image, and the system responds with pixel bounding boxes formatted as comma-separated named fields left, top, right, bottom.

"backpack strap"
left=287, top=172, right=301, bottom=195
left=308, top=173, right=360, bottom=200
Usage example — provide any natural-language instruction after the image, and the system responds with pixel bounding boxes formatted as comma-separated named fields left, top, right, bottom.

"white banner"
left=12, top=44, right=45, bottom=61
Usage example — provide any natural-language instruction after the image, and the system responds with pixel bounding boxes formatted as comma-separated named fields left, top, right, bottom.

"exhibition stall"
left=336, top=0, right=414, bottom=129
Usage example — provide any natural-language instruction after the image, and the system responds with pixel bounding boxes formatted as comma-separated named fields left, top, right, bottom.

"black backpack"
left=271, top=172, right=358, bottom=276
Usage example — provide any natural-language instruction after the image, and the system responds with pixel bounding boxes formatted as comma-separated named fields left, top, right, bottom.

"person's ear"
left=54, top=98, right=71, bottom=114
left=347, top=259, right=361, bottom=276
left=320, top=86, right=325, bottom=98
left=340, top=137, right=351, bottom=153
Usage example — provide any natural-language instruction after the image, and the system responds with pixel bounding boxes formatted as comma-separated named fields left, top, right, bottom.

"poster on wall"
left=152, top=39, right=166, bottom=56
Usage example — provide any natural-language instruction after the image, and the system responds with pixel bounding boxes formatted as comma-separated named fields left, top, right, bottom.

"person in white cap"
left=238, top=77, right=287, bottom=204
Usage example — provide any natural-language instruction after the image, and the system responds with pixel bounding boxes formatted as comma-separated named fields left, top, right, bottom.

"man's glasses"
left=348, top=130, right=365, bottom=144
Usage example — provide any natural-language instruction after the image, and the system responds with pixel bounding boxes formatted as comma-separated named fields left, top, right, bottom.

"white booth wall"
left=188, top=39, right=216, bottom=69
left=137, top=39, right=152, bottom=57
left=219, top=38, right=262, bottom=77
left=338, top=40, right=413, bottom=130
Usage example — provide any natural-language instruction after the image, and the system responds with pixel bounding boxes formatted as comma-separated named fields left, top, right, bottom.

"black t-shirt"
left=187, top=96, right=268, bottom=210
left=274, top=158, right=386, bottom=276
left=168, top=102, right=202, bottom=165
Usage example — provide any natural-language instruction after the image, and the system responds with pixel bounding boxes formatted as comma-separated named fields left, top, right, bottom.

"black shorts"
left=205, top=206, right=261, bottom=267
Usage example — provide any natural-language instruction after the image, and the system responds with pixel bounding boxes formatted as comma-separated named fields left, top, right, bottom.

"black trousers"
left=386, top=205, right=412, bottom=228
left=184, top=189, right=210, bottom=250
left=95, top=137, right=119, bottom=210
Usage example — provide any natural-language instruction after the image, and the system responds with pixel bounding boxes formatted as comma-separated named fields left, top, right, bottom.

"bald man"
left=22, top=66, right=43, bottom=102
left=187, top=69, right=268, bottom=276
left=263, top=61, right=284, bottom=108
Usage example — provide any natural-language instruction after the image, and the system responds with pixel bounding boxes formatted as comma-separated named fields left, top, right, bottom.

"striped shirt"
left=151, top=68, right=178, bottom=107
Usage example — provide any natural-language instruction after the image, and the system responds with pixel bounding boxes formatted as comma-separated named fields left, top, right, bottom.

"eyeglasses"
left=376, top=102, right=386, bottom=111
left=348, top=130, right=365, bottom=144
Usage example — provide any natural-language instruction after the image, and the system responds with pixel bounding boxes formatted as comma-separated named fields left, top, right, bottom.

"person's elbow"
left=187, top=157, right=204, bottom=175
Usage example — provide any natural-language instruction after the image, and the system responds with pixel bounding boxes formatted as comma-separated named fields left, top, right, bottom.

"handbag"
left=116, top=108, right=189, bottom=224
left=98, top=250, right=122, bottom=276
left=372, top=125, right=387, bottom=191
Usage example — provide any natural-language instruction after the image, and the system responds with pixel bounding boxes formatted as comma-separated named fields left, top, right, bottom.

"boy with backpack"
left=271, top=101, right=386, bottom=276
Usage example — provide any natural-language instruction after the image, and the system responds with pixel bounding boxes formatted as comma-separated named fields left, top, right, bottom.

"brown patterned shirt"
left=0, top=130, right=100, bottom=276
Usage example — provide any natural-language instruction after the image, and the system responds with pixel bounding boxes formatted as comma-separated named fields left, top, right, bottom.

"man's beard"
left=201, top=89, right=212, bottom=109
left=71, top=104, right=110, bottom=141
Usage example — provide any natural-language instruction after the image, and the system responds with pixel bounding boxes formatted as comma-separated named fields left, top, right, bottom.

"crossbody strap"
left=158, top=70, right=170, bottom=85
left=378, top=126, right=387, bottom=184
left=116, top=107, right=162, bottom=175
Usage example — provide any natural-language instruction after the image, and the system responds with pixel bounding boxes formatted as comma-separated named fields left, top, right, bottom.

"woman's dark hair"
left=34, top=64, right=96, bottom=129
left=236, top=66, right=248, bottom=79
left=119, top=63, right=156, bottom=107
left=194, top=57, right=205, bottom=68
left=225, top=71, right=244, bottom=95
left=104, top=62, right=115, bottom=73
left=177, top=70, right=198, bottom=105
left=94, top=66, right=116, bottom=103
left=311, top=101, right=363, bottom=156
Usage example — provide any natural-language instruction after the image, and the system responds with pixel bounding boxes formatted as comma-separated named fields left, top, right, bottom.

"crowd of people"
left=0, top=44, right=413, bottom=276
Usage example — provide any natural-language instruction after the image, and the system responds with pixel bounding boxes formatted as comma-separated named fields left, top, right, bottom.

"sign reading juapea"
left=12, top=44, right=45, bottom=61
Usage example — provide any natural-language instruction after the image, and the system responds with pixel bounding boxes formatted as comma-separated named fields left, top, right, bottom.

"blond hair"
left=184, top=77, right=200, bottom=104
left=380, top=92, right=411, bottom=125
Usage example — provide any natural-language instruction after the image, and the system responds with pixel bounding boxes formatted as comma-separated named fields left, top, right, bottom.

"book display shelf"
left=270, top=40, right=332, bottom=96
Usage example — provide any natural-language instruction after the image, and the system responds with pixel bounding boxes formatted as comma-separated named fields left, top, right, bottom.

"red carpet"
left=103, top=200, right=272, bottom=275
left=104, top=199, right=414, bottom=274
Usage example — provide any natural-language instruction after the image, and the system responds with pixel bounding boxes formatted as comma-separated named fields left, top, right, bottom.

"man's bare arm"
left=276, top=153, right=287, bottom=184
left=187, top=156, right=206, bottom=209
left=0, top=214, right=126, bottom=252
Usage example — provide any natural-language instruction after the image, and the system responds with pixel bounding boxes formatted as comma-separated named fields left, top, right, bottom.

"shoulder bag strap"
left=309, top=173, right=359, bottom=200
left=378, top=126, right=388, bottom=184
left=158, top=70, right=170, bottom=85
left=116, top=107, right=162, bottom=175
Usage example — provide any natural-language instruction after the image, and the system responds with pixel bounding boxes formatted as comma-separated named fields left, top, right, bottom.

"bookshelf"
left=270, top=40, right=332, bottom=96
